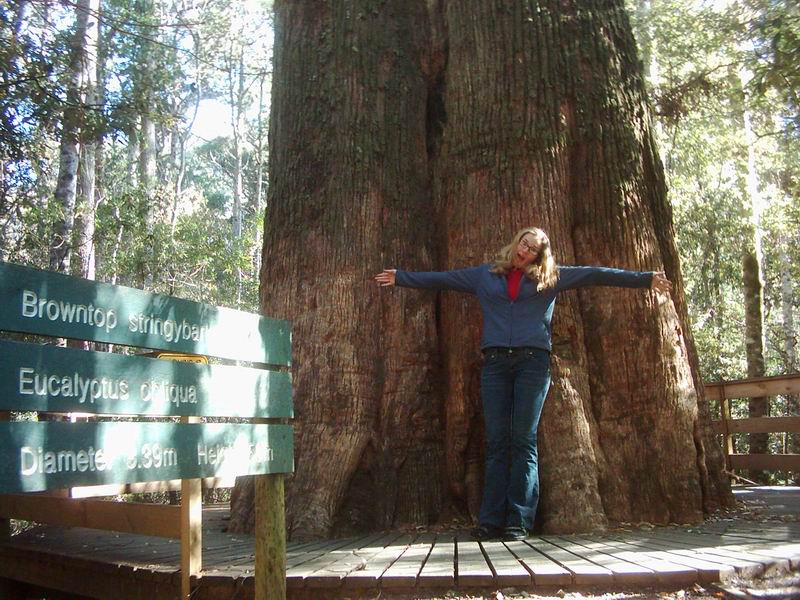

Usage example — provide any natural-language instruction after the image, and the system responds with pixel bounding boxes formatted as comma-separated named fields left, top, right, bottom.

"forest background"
left=0, top=0, right=798, bottom=481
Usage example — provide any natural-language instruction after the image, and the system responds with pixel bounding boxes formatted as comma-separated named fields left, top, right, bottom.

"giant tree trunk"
left=232, top=0, right=440, bottom=538
left=435, top=0, right=727, bottom=531
left=232, top=0, right=731, bottom=539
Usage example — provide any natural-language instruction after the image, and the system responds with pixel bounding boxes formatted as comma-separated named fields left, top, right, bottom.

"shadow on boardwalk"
left=0, top=486, right=798, bottom=599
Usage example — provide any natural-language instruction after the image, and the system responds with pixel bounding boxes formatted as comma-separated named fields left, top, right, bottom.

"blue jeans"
left=478, top=347, right=551, bottom=531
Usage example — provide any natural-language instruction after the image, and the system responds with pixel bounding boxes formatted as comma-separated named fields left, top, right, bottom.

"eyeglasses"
left=519, top=239, right=539, bottom=254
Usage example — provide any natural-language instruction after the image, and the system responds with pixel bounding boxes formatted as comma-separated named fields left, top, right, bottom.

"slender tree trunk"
left=236, top=0, right=732, bottom=539
left=739, top=77, right=769, bottom=483
left=72, top=0, right=101, bottom=281
left=743, top=247, right=769, bottom=480
left=254, top=71, right=267, bottom=278
left=126, top=122, right=139, bottom=188
left=51, top=0, right=98, bottom=273
left=780, top=236, right=799, bottom=481
left=139, top=115, right=157, bottom=195
left=227, top=34, right=247, bottom=305
left=230, top=45, right=245, bottom=242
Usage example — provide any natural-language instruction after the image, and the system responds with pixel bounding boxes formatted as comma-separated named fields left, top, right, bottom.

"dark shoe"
left=501, top=527, right=528, bottom=541
left=470, top=524, right=502, bottom=541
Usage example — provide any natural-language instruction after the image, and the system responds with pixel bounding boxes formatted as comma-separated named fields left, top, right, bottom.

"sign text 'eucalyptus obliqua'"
left=0, top=262, right=291, bottom=365
left=0, top=340, right=292, bottom=417
left=0, top=422, right=294, bottom=493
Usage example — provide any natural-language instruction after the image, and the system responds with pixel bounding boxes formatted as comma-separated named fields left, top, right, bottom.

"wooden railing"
left=706, top=373, right=800, bottom=473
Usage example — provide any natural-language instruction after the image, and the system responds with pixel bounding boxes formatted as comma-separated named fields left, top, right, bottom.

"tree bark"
left=234, top=0, right=732, bottom=539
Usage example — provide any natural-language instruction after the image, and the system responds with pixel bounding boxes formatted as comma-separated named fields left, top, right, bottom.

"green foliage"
left=628, top=0, right=798, bottom=380
left=628, top=0, right=799, bottom=482
left=741, top=0, right=800, bottom=132
left=1, top=0, right=271, bottom=317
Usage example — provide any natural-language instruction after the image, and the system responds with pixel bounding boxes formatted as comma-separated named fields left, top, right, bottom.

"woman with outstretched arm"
left=374, top=227, right=672, bottom=542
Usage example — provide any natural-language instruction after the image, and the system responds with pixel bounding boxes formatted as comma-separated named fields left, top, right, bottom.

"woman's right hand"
left=374, top=269, right=397, bottom=287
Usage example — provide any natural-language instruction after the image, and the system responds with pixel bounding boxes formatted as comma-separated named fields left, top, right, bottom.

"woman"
left=374, top=227, right=672, bottom=542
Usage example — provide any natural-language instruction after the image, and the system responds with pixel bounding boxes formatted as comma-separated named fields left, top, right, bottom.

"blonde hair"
left=490, top=227, right=558, bottom=291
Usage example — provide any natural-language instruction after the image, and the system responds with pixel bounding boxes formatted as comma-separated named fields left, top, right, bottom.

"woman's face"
left=512, top=233, right=540, bottom=268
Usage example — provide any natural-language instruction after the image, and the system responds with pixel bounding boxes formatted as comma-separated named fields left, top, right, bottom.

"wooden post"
left=255, top=473, right=286, bottom=600
left=719, top=385, right=734, bottom=476
left=0, top=411, right=9, bottom=542
left=181, top=416, right=202, bottom=600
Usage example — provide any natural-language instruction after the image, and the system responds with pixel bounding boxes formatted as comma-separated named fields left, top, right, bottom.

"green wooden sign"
left=0, top=262, right=291, bottom=365
left=0, top=422, right=293, bottom=493
left=0, top=340, right=292, bottom=418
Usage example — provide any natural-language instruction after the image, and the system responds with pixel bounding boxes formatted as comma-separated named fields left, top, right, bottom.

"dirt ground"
left=343, top=568, right=800, bottom=599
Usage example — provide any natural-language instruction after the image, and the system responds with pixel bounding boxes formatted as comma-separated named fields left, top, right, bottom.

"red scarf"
left=507, top=268, right=523, bottom=301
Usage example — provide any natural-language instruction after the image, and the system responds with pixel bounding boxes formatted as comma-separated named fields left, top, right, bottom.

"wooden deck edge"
left=0, top=545, right=179, bottom=600
left=0, top=494, right=181, bottom=538
left=2, top=522, right=800, bottom=597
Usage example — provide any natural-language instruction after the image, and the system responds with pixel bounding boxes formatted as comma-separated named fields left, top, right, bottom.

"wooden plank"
left=286, top=536, right=367, bottom=570
left=721, top=397, right=734, bottom=470
left=0, top=421, right=293, bottom=493
left=666, top=533, right=800, bottom=570
left=0, top=261, right=291, bottom=365
left=304, top=532, right=397, bottom=589
left=503, top=539, right=572, bottom=585
left=180, top=412, right=202, bottom=600
left=545, top=536, right=655, bottom=585
left=737, top=543, right=800, bottom=569
left=480, top=539, right=531, bottom=586
left=343, top=534, right=415, bottom=589
left=0, top=411, right=8, bottom=541
left=0, top=339, right=292, bottom=418
left=286, top=539, right=341, bottom=560
left=527, top=537, right=613, bottom=585
left=255, top=474, right=285, bottom=599
left=711, top=416, right=800, bottom=435
left=647, top=529, right=786, bottom=573
left=569, top=535, right=698, bottom=585
left=0, top=544, right=179, bottom=599
left=454, top=531, right=494, bottom=587
left=69, top=477, right=237, bottom=497
left=705, top=374, right=800, bottom=401
left=417, top=533, right=456, bottom=587
left=708, top=522, right=800, bottom=542
left=0, top=494, right=180, bottom=538
left=621, top=532, right=765, bottom=578
left=729, top=454, right=800, bottom=471
left=380, top=532, right=436, bottom=588
left=606, top=533, right=734, bottom=583
left=286, top=534, right=381, bottom=588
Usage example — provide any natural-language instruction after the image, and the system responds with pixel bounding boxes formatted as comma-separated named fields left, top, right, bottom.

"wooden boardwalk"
left=1, top=504, right=799, bottom=598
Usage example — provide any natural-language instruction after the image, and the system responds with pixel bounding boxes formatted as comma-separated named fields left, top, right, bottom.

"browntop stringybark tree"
left=228, top=0, right=733, bottom=539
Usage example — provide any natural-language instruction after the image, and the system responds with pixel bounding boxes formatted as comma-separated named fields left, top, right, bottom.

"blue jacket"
left=395, top=264, right=653, bottom=352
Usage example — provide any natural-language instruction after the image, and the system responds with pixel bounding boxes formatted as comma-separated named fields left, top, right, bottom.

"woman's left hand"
left=651, top=271, right=672, bottom=295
